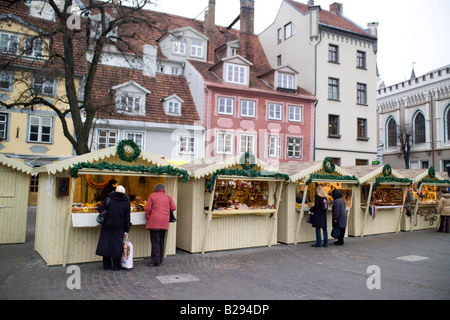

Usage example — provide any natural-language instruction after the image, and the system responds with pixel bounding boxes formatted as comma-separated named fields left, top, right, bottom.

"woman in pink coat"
left=145, top=184, right=176, bottom=266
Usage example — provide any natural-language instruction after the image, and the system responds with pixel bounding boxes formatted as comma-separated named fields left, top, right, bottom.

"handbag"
left=96, top=197, right=110, bottom=224
left=331, top=227, right=341, bottom=239
left=167, top=195, right=176, bottom=223
left=306, top=212, right=314, bottom=224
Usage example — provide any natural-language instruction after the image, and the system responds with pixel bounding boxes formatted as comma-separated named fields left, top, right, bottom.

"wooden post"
left=164, top=177, right=177, bottom=258
left=411, top=184, right=423, bottom=232
left=361, top=182, right=374, bottom=238
left=201, top=178, right=217, bottom=254
left=294, top=185, right=309, bottom=244
left=268, top=181, right=283, bottom=247
left=396, top=185, right=408, bottom=233
left=62, top=178, right=76, bottom=266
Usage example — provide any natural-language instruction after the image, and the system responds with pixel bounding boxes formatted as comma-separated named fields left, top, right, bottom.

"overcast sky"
left=150, top=0, right=450, bottom=87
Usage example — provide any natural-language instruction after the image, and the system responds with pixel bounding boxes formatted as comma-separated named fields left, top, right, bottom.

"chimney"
left=329, top=2, right=343, bottom=14
left=367, top=22, right=379, bottom=37
left=204, top=0, right=216, bottom=62
left=309, top=5, right=320, bottom=39
left=307, top=0, right=314, bottom=5
left=239, top=0, right=255, bottom=61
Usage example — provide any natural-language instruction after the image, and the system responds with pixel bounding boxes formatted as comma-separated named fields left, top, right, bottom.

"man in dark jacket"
left=332, top=189, right=347, bottom=245
left=96, top=185, right=131, bottom=270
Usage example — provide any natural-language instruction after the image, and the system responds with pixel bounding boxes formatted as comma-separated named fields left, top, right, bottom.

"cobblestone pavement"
left=0, top=207, right=449, bottom=301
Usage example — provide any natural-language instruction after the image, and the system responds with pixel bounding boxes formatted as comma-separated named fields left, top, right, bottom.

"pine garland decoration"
left=373, top=176, right=412, bottom=190
left=305, top=173, right=359, bottom=186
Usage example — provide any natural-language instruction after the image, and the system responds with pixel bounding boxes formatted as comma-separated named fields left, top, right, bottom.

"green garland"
left=305, top=173, right=359, bottom=186
left=240, top=152, right=256, bottom=170
left=373, top=176, right=412, bottom=191
left=323, top=157, right=335, bottom=174
left=69, top=161, right=190, bottom=182
left=382, top=164, right=392, bottom=177
left=428, top=167, right=436, bottom=178
left=205, top=168, right=290, bottom=192
left=418, top=178, right=450, bottom=188
left=117, top=139, right=141, bottom=162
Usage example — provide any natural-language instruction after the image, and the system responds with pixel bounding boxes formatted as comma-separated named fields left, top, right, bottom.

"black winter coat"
left=310, top=195, right=328, bottom=229
left=332, top=189, right=347, bottom=228
left=95, top=191, right=131, bottom=258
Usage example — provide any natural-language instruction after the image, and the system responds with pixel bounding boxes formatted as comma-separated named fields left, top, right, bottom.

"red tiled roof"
left=286, top=0, right=375, bottom=38
left=92, top=64, right=200, bottom=126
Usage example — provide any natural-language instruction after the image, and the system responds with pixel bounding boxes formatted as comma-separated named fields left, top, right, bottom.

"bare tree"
left=398, top=122, right=413, bottom=169
left=0, top=0, right=158, bottom=155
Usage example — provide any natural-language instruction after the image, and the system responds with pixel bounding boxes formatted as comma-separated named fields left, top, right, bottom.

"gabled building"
left=259, top=0, right=379, bottom=166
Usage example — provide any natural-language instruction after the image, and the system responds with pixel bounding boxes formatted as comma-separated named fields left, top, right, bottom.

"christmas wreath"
left=240, top=152, right=256, bottom=170
left=428, top=167, right=436, bottom=178
left=117, top=139, right=141, bottom=162
left=323, top=157, right=335, bottom=174
left=382, top=164, right=392, bottom=177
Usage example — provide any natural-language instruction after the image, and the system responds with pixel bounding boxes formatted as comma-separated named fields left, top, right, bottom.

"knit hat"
left=116, top=185, right=126, bottom=193
left=154, top=184, right=165, bottom=192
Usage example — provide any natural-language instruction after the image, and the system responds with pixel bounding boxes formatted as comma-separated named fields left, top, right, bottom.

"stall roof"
left=33, top=146, right=180, bottom=175
left=341, top=165, right=406, bottom=184
left=181, top=155, right=279, bottom=179
left=279, top=161, right=355, bottom=182
left=395, top=169, right=448, bottom=184
left=0, top=154, right=34, bottom=175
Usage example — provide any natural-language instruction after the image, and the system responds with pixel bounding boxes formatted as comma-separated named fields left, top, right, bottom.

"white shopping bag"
left=121, top=234, right=133, bottom=270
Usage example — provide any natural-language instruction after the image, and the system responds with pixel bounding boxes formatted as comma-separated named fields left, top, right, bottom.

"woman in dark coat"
left=310, top=185, right=329, bottom=247
left=96, top=179, right=118, bottom=202
left=332, top=189, right=347, bottom=245
left=96, top=185, right=131, bottom=271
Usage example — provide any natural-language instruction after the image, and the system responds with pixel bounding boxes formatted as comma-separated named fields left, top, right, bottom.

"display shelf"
left=204, top=209, right=276, bottom=217
left=71, top=211, right=146, bottom=228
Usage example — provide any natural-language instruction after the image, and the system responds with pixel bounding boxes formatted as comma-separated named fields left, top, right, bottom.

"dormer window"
left=274, top=65, right=299, bottom=92
left=227, top=63, right=246, bottom=84
left=173, top=37, right=186, bottom=55
left=190, top=40, right=203, bottom=58
left=112, top=81, right=150, bottom=116
left=277, top=73, right=294, bottom=90
left=0, top=33, right=19, bottom=55
left=163, top=94, right=184, bottom=116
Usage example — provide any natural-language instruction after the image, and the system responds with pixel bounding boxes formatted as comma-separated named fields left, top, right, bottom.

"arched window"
left=414, top=112, right=425, bottom=144
left=387, top=117, right=397, bottom=147
left=446, top=106, right=450, bottom=142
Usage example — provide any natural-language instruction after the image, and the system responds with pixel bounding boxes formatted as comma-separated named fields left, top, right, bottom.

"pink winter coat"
left=145, top=190, right=176, bottom=230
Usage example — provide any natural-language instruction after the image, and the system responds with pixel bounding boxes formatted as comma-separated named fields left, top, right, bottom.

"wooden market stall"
left=177, top=153, right=289, bottom=254
left=341, top=164, right=412, bottom=237
left=396, top=168, right=450, bottom=231
left=33, top=141, right=189, bottom=266
left=278, top=158, right=359, bottom=244
left=0, top=154, right=33, bottom=244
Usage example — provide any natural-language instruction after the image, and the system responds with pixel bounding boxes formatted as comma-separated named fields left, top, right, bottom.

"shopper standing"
left=332, top=189, right=347, bottom=245
left=310, top=185, right=329, bottom=247
left=96, top=185, right=131, bottom=271
left=437, top=189, right=450, bottom=233
left=145, top=184, right=176, bottom=266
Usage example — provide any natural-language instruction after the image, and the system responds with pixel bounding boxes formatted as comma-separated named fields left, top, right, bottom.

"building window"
left=328, top=44, right=338, bottom=63
left=328, top=114, right=340, bottom=137
left=119, top=95, right=143, bottom=114
left=226, top=63, right=246, bottom=84
left=277, top=55, right=282, bottom=66
left=97, top=129, right=117, bottom=150
left=218, top=97, right=234, bottom=115
left=287, top=137, right=302, bottom=159
left=414, top=112, right=426, bottom=144
left=28, top=115, right=52, bottom=143
left=268, top=103, right=282, bottom=120
left=328, top=77, right=339, bottom=100
left=30, top=175, right=39, bottom=193
left=284, top=22, right=295, bottom=39
left=173, top=37, right=186, bottom=55
left=357, top=118, right=368, bottom=139
left=178, top=135, right=195, bottom=155
left=0, top=112, right=8, bottom=140
left=125, top=131, right=144, bottom=149
left=0, top=33, right=19, bottom=55
left=357, top=51, right=366, bottom=69
left=357, top=83, right=367, bottom=105
left=277, top=28, right=282, bottom=44
left=190, top=40, right=203, bottom=58
left=239, top=134, right=256, bottom=155
left=171, top=67, right=180, bottom=75
left=0, top=71, right=14, bottom=91
left=241, top=100, right=255, bottom=117
left=157, top=65, right=165, bottom=73
left=167, top=101, right=181, bottom=115
left=447, top=108, right=450, bottom=142
left=387, top=117, right=397, bottom=147
left=277, top=73, right=294, bottom=89
left=267, top=135, right=282, bottom=158
left=32, top=76, right=55, bottom=96
left=24, top=37, right=43, bottom=59
left=216, top=132, right=233, bottom=154
left=355, top=159, right=368, bottom=166
left=288, top=105, right=302, bottom=122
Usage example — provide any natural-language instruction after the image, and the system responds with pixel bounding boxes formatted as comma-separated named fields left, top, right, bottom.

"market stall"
left=177, top=153, right=289, bottom=254
left=0, top=154, right=33, bottom=244
left=278, top=158, right=359, bottom=244
left=33, top=140, right=189, bottom=266
left=396, top=168, right=450, bottom=231
left=341, top=164, right=412, bottom=237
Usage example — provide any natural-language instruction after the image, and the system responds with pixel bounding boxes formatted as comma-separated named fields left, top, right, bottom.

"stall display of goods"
left=415, top=185, right=438, bottom=204
left=300, top=182, right=353, bottom=208
left=72, top=203, right=99, bottom=213
left=212, top=180, right=274, bottom=211
left=361, top=186, right=403, bottom=206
